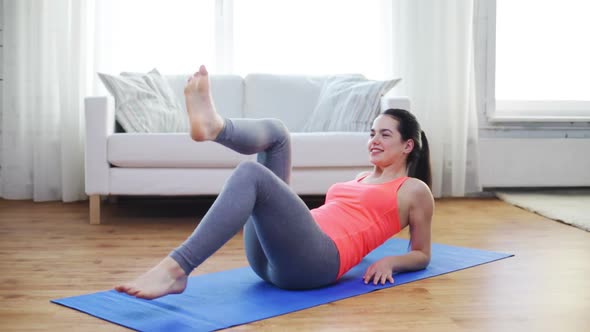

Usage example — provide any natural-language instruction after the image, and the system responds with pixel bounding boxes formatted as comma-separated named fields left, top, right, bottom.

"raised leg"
left=184, top=65, right=292, bottom=182
left=215, top=118, right=292, bottom=183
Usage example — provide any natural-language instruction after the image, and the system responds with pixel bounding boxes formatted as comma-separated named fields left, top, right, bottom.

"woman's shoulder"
left=399, top=177, right=434, bottom=205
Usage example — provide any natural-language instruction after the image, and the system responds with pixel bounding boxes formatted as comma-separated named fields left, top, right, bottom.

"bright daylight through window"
left=94, top=0, right=386, bottom=79
left=494, top=0, right=590, bottom=120
left=233, top=0, right=386, bottom=78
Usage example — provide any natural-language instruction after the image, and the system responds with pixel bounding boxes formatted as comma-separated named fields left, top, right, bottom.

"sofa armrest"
left=85, top=96, right=115, bottom=195
left=380, top=95, right=411, bottom=112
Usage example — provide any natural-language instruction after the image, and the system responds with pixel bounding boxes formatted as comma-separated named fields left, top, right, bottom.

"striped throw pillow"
left=303, top=76, right=401, bottom=132
left=98, top=69, right=188, bottom=133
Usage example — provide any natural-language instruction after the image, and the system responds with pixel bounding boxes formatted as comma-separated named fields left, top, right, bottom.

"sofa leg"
left=89, top=195, right=101, bottom=225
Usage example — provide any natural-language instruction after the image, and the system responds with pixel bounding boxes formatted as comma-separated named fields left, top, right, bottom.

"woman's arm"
left=363, top=179, right=434, bottom=285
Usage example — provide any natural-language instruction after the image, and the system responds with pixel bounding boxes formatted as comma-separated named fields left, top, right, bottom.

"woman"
left=115, top=65, right=434, bottom=300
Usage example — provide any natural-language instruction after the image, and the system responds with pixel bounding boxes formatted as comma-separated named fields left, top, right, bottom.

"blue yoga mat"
left=52, top=239, right=512, bottom=331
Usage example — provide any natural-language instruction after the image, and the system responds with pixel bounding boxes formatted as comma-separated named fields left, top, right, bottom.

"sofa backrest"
left=244, top=74, right=326, bottom=132
left=166, top=74, right=244, bottom=118
left=165, top=73, right=404, bottom=133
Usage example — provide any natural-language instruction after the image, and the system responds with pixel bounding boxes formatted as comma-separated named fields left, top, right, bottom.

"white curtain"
left=1, top=0, right=92, bottom=201
left=385, top=0, right=481, bottom=197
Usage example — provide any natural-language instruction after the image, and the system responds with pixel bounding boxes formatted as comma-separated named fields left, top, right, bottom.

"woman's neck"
left=368, top=164, right=408, bottom=183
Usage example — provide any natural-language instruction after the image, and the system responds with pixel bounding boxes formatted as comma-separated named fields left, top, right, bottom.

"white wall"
left=474, top=1, right=590, bottom=188
left=479, top=138, right=590, bottom=187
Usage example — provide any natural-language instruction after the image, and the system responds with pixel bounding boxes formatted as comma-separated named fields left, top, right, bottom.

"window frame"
left=485, top=0, right=590, bottom=123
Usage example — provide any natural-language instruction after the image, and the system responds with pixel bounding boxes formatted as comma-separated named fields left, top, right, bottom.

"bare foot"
left=115, top=256, right=188, bottom=300
left=184, top=65, right=225, bottom=141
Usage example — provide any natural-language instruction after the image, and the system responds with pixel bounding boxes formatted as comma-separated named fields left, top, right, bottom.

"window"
left=94, top=0, right=216, bottom=75
left=233, top=0, right=386, bottom=78
left=93, top=0, right=387, bottom=79
left=490, top=0, right=590, bottom=121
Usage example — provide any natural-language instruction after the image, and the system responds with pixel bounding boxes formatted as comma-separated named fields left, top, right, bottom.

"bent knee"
left=266, top=119, right=290, bottom=143
left=235, top=160, right=265, bottom=172
left=234, top=161, right=269, bottom=180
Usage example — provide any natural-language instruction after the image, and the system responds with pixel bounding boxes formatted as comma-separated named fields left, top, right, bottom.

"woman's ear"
left=404, top=139, right=415, bottom=154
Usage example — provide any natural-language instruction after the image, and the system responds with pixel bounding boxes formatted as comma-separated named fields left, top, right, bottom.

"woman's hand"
left=363, top=256, right=396, bottom=285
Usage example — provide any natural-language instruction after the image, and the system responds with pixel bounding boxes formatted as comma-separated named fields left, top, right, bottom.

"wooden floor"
left=0, top=196, right=589, bottom=332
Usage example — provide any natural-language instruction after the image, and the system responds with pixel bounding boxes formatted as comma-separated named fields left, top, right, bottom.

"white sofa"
left=85, top=74, right=410, bottom=224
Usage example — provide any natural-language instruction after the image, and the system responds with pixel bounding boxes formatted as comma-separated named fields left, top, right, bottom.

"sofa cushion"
left=108, top=133, right=252, bottom=168
left=302, top=76, right=401, bottom=132
left=244, top=74, right=326, bottom=132
left=98, top=69, right=189, bottom=133
left=107, top=132, right=371, bottom=168
left=166, top=74, right=244, bottom=119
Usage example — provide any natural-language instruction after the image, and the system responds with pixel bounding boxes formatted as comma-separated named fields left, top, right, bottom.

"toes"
left=127, top=287, right=141, bottom=296
left=114, top=283, right=130, bottom=292
left=117, top=283, right=140, bottom=296
left=114, top=284, right=142, bottom=297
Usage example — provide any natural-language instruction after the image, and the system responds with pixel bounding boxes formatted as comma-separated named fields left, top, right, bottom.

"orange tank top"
left=311, top=176, right=409, bottom=279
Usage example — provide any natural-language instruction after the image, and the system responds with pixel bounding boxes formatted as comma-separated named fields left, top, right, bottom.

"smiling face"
left=368, top=115, right=414, bottom=168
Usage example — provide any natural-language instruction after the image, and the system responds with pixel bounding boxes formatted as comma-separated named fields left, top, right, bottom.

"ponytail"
left=409, top=131, right=432, bottom=190
left=406, top=130, right=432, bottom=252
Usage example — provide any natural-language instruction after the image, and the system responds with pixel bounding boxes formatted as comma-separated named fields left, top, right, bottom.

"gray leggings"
left=170, top=118, right=340, bottom=289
